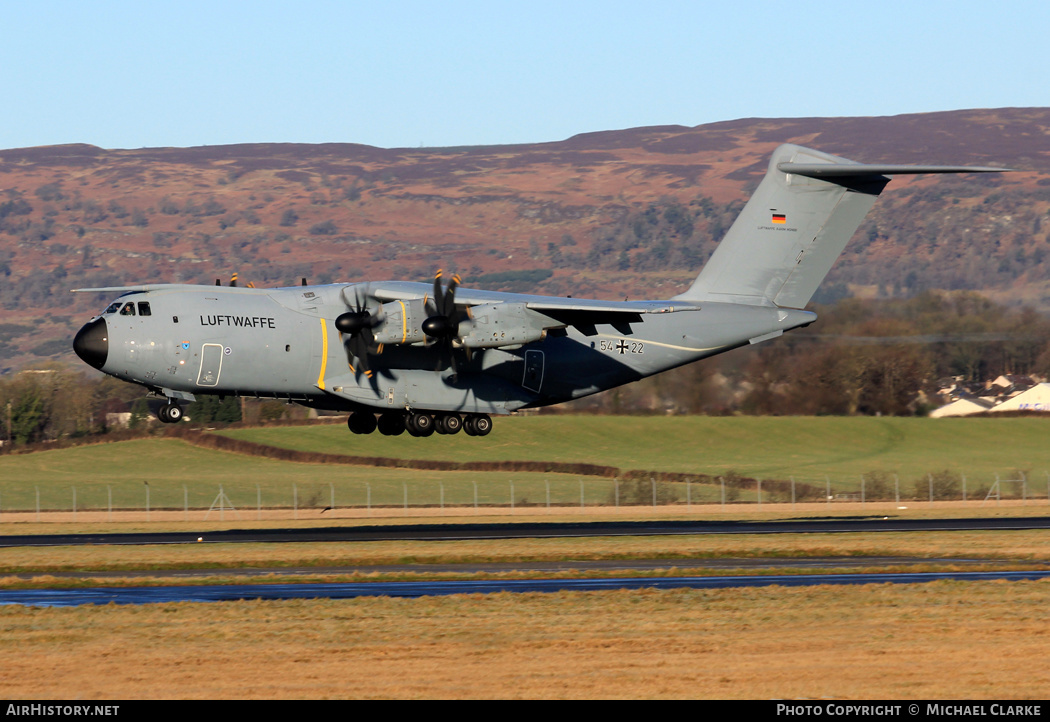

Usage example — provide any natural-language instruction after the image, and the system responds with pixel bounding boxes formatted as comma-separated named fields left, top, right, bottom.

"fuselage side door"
left=197, top=343, right=224, bottom=387
left=522, top=349, right=544, bottom=393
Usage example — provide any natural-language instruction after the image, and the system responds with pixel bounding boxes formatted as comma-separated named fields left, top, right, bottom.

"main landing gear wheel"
left=405, top=411, right=435, bottom=437
left=377, top=411, right=406, bottom=436
left=466, top=413, right=492, bottom=436
left=158, top=403, right=183, bottom=424
left=347, top=411, right=377, bottom=435
left=435, top=414, right=462, bottom=435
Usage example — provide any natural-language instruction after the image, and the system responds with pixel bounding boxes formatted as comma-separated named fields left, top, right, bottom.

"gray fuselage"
left=76, top=282, right=814, bottom=415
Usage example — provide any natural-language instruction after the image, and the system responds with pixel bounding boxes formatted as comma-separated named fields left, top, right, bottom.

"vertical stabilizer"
left=673, top=144, right=1006, bottom=309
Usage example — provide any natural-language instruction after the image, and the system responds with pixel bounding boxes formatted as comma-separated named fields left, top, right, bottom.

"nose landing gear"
left=157, top=402, right=183, bottom=423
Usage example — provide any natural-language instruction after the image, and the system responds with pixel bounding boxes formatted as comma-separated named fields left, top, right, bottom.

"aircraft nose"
left=73, top=317, right=109, bottom=370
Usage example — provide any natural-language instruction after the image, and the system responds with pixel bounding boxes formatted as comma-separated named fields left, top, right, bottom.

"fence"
left=3, top=470, right=1049, bottom=522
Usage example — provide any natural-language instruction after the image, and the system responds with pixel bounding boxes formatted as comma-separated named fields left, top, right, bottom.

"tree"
left=127, top=398, right=149, bottom=429
left=188, top=395, right=220, bottom=422
left=187, top=395, right=241, bottom=423
left=9, top=382, right=44, bottom=444
left=215, top=396, right=242, bottom=423
left=309, top=220, right=338, bottom=236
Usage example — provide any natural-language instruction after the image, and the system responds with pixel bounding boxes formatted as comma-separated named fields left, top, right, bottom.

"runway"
left=4, top=570, right=1050, bottom=607
left=3, top=515, right=1049, bottom=547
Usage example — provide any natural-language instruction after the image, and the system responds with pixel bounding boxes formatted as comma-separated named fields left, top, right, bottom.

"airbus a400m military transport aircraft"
left=72, top=144, right=1007, bottom=437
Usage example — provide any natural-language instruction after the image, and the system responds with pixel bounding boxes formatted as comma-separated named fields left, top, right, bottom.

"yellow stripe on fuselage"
left=318, top=317, right=328, bottom=389
left=399, top=301, right=408, bottom=344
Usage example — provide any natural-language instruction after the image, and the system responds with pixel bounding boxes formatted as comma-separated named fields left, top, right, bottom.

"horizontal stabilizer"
left=778, top=162, right=1010, bottom=179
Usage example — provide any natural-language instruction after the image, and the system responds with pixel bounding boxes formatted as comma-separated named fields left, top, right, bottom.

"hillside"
left=1, top=107, right=1049, bottom=370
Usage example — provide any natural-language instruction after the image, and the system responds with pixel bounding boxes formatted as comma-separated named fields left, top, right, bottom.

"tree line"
left=0, top=367, right=308, bottom=448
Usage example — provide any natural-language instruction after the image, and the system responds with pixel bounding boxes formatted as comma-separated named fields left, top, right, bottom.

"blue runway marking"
left=3, top=570, right=1049, bottom=607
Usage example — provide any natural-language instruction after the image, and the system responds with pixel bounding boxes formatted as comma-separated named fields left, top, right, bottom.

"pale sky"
left=2, top=0, right=1048, bottom=150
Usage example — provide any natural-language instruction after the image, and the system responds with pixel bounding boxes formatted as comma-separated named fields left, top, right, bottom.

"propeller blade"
left=349, top=334, right=372, bottom=377
left=422, top=269, right=466, bottom=375
left=442, top=274, right=460, bottom=317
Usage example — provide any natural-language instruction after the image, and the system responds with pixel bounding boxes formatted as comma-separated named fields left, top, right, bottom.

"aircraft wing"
left=523, top=298, right=697, bottom=329
left=71, top=284, right=260, bottom=294
left=72, top=285, right=171, bottom=293
left=368, top=281, right=699, bottom=329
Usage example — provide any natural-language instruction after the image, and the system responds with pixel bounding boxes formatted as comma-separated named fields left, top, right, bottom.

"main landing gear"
left=347, top=410, right=492, bottom=438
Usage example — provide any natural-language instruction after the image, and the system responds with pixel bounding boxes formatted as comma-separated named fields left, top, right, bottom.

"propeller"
left=216, top=273, right=253, bottom=287
left=422, top=270, right=460, bottom=339
left=423, top=270, right=467, bottom=375
left=335, top=286, right=383, bottom=379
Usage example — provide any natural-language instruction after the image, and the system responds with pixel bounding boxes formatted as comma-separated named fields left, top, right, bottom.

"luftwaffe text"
left=199, top=315, right=275, bottom=329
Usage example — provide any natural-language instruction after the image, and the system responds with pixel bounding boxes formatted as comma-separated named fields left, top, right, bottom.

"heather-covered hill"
left=1, top=107, right=1048, bottom=369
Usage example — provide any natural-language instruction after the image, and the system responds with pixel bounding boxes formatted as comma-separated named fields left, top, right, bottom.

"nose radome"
left=73, top=317, right=109, bottom=370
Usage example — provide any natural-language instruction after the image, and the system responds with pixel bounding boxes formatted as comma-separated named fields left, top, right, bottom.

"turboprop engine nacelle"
left=458, top=303, right=549, bottom=349
left=372, top=298, right=430, bottom=345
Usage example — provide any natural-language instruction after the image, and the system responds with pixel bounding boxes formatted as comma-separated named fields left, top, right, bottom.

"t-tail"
left=674, top=144, right=1008, bottom=309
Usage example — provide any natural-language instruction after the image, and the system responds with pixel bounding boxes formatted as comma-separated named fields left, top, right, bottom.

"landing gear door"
left=197, top=343, right=223, bottom=387
left=522, top=350, right=544, bottom=393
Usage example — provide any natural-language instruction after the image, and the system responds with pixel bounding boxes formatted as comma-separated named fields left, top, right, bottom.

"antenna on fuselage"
left=301, top=277, right=308, bottom=286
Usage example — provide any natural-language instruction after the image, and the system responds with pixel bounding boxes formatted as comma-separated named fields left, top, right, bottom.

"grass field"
left=4, top=581, right=1050, bottom=699
left=3, top=415, right=1050, bottom=514
left=0, top=438, right=619, bottom=513
left=221, top=415, right=1050, bottom=483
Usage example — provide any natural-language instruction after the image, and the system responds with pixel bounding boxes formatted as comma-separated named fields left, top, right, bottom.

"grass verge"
left=3, top=581, right=1050, bottom=698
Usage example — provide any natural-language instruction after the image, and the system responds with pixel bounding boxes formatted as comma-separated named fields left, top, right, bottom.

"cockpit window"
left=138, top=302, right=151, bottom=316
left=104, top=302, right=121, bottom=314
left=120, top=302, right=136, bottom=316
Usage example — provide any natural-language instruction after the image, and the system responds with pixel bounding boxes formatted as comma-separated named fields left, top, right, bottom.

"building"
left=990, top=383, right=1050, bottom=413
